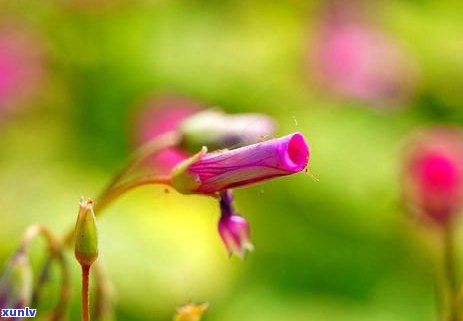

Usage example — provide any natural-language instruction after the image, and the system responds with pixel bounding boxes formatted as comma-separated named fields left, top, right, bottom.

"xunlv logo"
left=1, top=307, right=37, bottom=318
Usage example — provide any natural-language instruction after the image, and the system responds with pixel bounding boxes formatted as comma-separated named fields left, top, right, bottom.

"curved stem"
left=50, top=132, right=179, bottom=320
left=98, top=131, right=179, bottom=199
left=32, top=257, right=52, bottom=306
left=20, top=224, right=71, bottom=321
left=62, top=131, right=179, bottom=248
left=94, top=176, right=171, bottom=213
left=63, top=176, right=171, bottom=246
left=21, top=224, right=61, bottom=253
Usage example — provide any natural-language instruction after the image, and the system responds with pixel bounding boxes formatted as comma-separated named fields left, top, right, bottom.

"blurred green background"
left=2, top=0, right=463, bottom=320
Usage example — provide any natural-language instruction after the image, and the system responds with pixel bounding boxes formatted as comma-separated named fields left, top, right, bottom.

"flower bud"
left=0, top=250, right=33, bottom=309
left=173, top=303, right=208, bottom=321
left=179, top=109, right=276, bottom=153
left=218, top=191, right=254, bottom=259
left=74, top=198, right=99, bottom=267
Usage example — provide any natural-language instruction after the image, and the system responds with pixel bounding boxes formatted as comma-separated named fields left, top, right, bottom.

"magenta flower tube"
left=171, top=132, right=309, bottom=194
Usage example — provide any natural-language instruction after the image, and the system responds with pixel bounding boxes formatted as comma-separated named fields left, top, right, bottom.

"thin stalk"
left=21, top=224, right=61, bottom=253
left=81, top=265, right=91, bottom=321
left=32, top=257, right=52, bottom=306
left=94, top=176, right=171, bottom=213
left=443, top=223, right=460, bottom=321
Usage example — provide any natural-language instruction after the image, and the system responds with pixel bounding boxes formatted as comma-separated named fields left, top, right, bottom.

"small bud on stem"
left=74, top=197, right=99, bottom=321
left=75, top=198, right=99, bottom=268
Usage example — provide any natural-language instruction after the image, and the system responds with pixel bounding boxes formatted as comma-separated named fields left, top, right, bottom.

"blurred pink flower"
left=133, top=96, right=201, bottom=174
left=403, top=128, right=463, bottom=224
left=310, top=5, right=417, bottom=106
left=0, top=24, right=44, bottom=115
left=171, top=132, right=309, bottom=194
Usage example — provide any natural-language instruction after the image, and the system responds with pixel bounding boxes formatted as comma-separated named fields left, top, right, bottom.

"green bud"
left=0, top=250, right=33, bottom=308
left=74, top=198, right=99, bottom=267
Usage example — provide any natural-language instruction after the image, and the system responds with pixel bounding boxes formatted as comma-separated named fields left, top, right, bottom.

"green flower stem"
left=66, top=174, right=171, bottom=321
left=81, top=265, right=90, bottom=321
left=94, top=176, right=171, bottom=213
left=32, top=257, right=52, bottom=306
left=98, top=131, right=179, bottom=199
left=21, top=224, right=60, bottom=253
left=443, top=223, right=460, bottom=321
left=63, top=131, right=179, bottom=247
left=71, top=176, right=169, bottom=321
left=63, top=176, right=171, bottom=247
left=57, top=131, right=184, bottom=321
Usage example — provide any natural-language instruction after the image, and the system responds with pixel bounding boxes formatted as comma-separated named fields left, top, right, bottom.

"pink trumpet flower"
left=171, top=132, right=309, bottom=194
left=218, top=190, right=253, bottom=258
